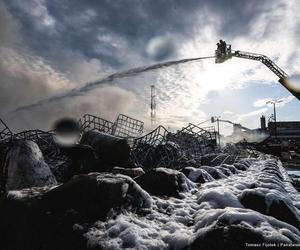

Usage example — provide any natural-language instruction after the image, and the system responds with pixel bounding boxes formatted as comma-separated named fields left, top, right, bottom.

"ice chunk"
left=6, top=140, right=57, bottom=190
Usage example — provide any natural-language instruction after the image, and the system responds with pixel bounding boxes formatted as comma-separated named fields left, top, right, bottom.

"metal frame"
left=79, top=114, right=114, bottom=134
left=112, top=114, right=144, bottom=138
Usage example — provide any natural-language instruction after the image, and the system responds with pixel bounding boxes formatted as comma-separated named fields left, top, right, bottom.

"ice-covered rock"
left=112, top=166, right=145, bottom=178
left=197, top=187, right=243, bottom=209
left=180, top=167, right=214, bottom=183
left=135, top=167, right=195, bottom=197
left=2, top=146, right=300, bottom=250
left=220, top=163, right=240, bottom=174
left=199, top=166, right=227, bottom=179
left=0, top=173, right=152, bottom=250
left=192, top=208, right=300, bottom=250
left=215, top=166, right=233, bottom=176
left=5, top=140, right=57, bottom=190
left=239, top=188, right=300, bottom=230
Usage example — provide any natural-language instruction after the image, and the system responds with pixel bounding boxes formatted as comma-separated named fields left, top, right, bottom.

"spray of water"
left=9, top=56, right=215, bottom=114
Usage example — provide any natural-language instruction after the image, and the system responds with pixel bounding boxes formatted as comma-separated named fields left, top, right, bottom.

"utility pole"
left=217, top=118, right=220, bottom=145
left=266, top=99, right=283, bottom=139
left=211, top=116, right=221, bottom=145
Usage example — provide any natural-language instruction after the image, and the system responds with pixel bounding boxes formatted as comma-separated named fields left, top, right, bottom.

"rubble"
left=1, top=114, right=300, bottom=249
left=135, top=167, right=195, bottom=197
left=0, top=173, right=152, bottom=250
left=80, top=130, right=131, bottom=169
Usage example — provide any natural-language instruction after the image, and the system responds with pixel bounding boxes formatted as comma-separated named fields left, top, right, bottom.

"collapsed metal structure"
left=0, top=113, right=219, bottom=191
left=79, top=113, right=144, bottom=138
left=131, top=123, right=217, bottom=169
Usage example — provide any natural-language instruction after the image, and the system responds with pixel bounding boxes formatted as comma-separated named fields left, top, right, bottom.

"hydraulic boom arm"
left=215, top=40, right=300, bottom=101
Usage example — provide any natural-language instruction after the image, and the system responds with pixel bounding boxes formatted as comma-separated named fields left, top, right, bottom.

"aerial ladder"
left=215, top=40, right=300, bottom=101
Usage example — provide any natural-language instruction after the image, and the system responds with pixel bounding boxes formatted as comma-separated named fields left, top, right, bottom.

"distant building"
left=268, top=121, right=300, bottom=141
left=260, top=115, right=266, bottom=132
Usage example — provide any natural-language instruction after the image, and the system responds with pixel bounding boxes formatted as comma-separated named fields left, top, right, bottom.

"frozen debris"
left=5, top=140, right=57, bottom=190
left=131, top=125, right=170, bottom=169
left=1, top=155, right=300, bottom=249
left=112, top=166, right=145, bottom=178
left=13, top=129, right=71, bottom=176
left=135, top=167, right=196, bottom=197
left=132, top=123, right=218, bottom=170
left=199, top=166, right=228, bottom=179
left=180, top=167, right=214, bottom=183
left=197, top=187, right=243, bottom=209
left=220, top=163, right=241, bottom=174
left=85, top=212, right=194, bottom=250
left=0, top=173, right=153, bottom=250
left=39, top=173, right=153, bottom=216
left=239, top=188, right=300, bottom=230
left=80, top=130, right=131, bottom=169
left=192, top=208, right=300, bottom=249
left=166, top=123, right=217, bottom=157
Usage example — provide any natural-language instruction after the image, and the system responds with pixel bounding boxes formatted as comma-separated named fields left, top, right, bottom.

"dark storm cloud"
left=4, top=0, right=267, bottom=69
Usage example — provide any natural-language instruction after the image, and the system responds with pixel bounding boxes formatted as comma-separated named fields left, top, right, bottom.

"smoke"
left=222, top=130, right=269, bottom=144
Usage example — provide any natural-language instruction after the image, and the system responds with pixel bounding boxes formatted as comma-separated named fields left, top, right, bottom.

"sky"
left=0, top=0, right=300, bottom=135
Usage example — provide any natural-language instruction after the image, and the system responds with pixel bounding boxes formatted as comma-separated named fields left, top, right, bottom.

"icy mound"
left=192, top=207, right=300, bottom=249
left=0, top=173, right=153, bottom=250
left=181, top=167, right=214, bottom=183
left=199, top=166, right=228, bottom=179
left=1, top=157, right=300, bottom=249
left=5, top=140, right=57, bottom=190
left=83, top=158, right=300, bottom=249
left=135, top=167, right=196, bottom=197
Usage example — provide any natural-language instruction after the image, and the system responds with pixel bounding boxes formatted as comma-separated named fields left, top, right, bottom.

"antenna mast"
left=150, top=85, right=156, bottom=128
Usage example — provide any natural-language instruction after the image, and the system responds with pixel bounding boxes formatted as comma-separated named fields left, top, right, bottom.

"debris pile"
left=0, top=114, right=300, bottom=250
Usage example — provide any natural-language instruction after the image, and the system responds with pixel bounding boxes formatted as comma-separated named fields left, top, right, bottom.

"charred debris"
left=0, top=113, right=260, bottom=194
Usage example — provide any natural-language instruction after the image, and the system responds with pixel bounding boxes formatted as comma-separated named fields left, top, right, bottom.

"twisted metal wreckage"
left=0, top=114, right=257, bottom=192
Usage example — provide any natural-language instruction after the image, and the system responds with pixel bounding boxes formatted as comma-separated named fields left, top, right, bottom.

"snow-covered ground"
left=84, top=158, right=300, bottom=249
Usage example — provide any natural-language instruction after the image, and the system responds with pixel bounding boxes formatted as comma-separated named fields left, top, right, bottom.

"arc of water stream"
left=10, top=55, right=215, bottom=114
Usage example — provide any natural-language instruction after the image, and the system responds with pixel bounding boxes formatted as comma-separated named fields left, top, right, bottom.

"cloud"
left=253, top=95, right=294, bottom=108
left=277, top=95, right=295, bottom=107
left=0, top=3, right=142, bottom=132
left=253, top=98, right=272, bottom=108
left=237, top=108, right=268, bottom=120
left=223, top=110, right=235, bottom=115
left=1, top=0, right=300, bottom=131
left=146, top=36, right=175, bottom=61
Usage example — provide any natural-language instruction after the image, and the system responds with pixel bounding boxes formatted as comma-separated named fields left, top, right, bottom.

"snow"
left=185, top=167, right=214, bottom=182
left=194, top=207, right=300, bottom=242
left=99, top=173, right=154, bottom=209
left=197, top=187, right=243, bottom=209
left=199, top=166, right=227, bottom=179
left=82, top=157, right=300, bottom=249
